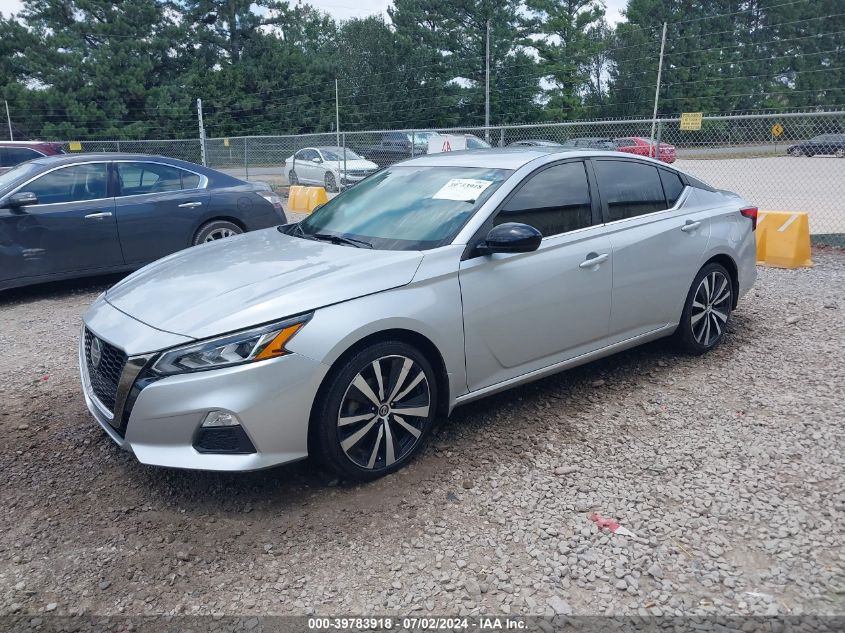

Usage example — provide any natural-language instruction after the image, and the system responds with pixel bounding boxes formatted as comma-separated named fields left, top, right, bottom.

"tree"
left=521, top=0, right=606, bottom=120
left=1, top=0, right=190, bottom=139
left=390, top=0, right=541, bottom=126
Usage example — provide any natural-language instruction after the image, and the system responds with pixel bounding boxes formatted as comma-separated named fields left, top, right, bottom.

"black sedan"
left=787, top=134, right=845, bottom=157
left=0, top=154, right=287, bottom=291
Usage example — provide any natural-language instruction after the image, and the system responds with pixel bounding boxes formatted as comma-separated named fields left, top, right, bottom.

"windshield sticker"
left=432, top=178, right=494, bottom=202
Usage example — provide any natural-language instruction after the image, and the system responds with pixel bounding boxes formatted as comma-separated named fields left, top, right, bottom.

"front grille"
left=84, top=328, right=127, bottom=413
left=345, top=170, right=373, bottom=177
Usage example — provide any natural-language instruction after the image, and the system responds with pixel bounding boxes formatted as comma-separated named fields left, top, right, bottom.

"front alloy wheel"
left=313, top=341, right=437, bottom=481
left=677, top=263, right=733, bottom=354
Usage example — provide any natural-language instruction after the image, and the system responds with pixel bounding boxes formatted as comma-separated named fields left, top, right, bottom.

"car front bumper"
left=340, top=172, right=374, bottom=184
left=79, top=309, right=330, bottom=472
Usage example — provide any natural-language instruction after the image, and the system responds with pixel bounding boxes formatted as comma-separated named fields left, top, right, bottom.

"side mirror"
left=476, top=222, right=542, bottom=255
left=8, top=191, right=39, bottom=208
left=313, top=157, right=323, bottom=164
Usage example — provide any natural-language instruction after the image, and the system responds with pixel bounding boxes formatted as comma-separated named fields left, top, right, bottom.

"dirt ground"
left=0, top=251, right=843, bottom=621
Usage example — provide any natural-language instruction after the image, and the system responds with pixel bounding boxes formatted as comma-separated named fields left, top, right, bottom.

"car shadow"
left=0, top=273, right=128, bottom=306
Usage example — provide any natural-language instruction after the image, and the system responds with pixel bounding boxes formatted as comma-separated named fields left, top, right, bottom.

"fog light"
left=202, top=411, right=241, bottom=427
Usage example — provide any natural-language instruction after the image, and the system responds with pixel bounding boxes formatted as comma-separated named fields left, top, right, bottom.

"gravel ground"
left=0, top=252, right=844, bottom=620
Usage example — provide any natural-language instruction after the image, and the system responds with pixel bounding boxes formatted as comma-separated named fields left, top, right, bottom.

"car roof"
left=25, top=153, right=206, bottom=170
left=398, top=147, right=651, bottom=169
left=0, top=140, right=62, bottom=147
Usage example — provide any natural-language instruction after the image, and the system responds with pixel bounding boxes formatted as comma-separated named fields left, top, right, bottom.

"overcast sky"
left=0, top=0, right=627, bottom=24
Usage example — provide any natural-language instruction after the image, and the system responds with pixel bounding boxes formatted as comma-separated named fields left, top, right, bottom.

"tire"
left=675, top=262, right=733, bottom=355
left=312, top=340, right=438, bottom=482
left=835, top=149, right=845, bottom=158
left=288, top=170, right=298, bottom=185
left=324, top=171, right=338, bottom=193
left=788, top=147, right=804, bottom=157
left=192, top=220, right=243, bottom=246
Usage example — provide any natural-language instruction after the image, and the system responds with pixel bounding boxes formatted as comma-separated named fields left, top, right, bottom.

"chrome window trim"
left=112, top=159, right=209, bottom=197
left=2, top=159, right=209, bottom=207
left=4, top=160, right=112, bottom=208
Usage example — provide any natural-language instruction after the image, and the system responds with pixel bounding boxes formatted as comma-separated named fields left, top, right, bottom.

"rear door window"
left=594, top=160, right=668, bottom=222
left=494, top=161, right=593, bottom=237
left=23, top=163, right=109, bottom=204
left=116, top=162, right=193, bottom=195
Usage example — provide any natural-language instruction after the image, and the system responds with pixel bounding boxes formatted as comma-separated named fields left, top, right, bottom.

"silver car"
left=79, top=148, right=757, bottom=481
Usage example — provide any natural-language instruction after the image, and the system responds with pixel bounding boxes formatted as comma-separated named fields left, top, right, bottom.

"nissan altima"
left=80, top=148, right=757, bottom=481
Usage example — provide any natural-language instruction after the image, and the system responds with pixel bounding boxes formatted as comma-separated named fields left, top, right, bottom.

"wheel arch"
left=192, top=216, right=247, bottom=244
left=306, top=327, right=450, bottom=458
left=702, top=252, right=739, bottom=309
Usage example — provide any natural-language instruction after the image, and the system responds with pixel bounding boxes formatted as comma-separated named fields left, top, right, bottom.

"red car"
left=614, top=137, right=676, bottom=163
left=0, top=141, right=66, bottom=174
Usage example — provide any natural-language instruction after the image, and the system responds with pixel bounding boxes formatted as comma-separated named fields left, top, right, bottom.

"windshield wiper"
left=286, top=223, right=372, bottom=248
left=310, top=233, right=373, bottom=249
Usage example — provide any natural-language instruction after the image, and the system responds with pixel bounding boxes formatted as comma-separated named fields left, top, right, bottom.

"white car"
left=285, top=146, right=378, bottom=192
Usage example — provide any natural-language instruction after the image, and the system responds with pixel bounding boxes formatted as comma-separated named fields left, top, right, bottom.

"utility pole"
left=649, top=22, right=667, bottom=157
left=485, top=19, right=491, bottom=142
left=197, top=98, right=207, bottom=167
left=335, top=78, right=340, bottom=147
left=4, top=100, right=12, bottom=141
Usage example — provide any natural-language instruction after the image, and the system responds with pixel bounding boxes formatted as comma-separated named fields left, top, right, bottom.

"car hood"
left=105, top=228, right=424, bottom=340
left=329, top=159, right=378, bottom=171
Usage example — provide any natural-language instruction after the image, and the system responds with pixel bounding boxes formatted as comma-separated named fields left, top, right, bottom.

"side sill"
left=452, top=324, right=676, bottom=409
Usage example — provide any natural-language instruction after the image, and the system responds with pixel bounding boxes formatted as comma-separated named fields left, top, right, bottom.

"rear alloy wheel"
left=835, top=149, right=845, bottom=158
left=676, top=263, right=733, bottom=354
left=788, top=147, right=804, bottom=157
left=193, top=220, right=243, bottom=246
left=288, top=170, right=299, bottom=185
left=313, top=341, right=437, bottom=481
left=324, top=171, right=338, bottom=193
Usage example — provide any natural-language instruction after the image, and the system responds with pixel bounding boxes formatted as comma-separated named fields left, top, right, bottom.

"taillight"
left=258, top=191, right=285, bottom=217
left=740, top=206, right=758, bottom=231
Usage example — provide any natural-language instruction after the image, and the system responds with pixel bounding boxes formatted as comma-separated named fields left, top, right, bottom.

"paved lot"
left=1, top=252, right=844, bottom=619
left=676, top=156, right=845, bottom=236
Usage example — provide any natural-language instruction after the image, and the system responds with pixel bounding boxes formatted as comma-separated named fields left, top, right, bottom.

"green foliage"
left=0, top=0, right=841, bottom=140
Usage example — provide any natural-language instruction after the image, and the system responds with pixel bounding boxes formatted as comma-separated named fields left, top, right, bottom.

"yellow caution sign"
left=680, top=112, right=703, bottom=131
left=223, top=138, right=230, bottom=147
left=288, top=185, right=329, bottom=214
left=771, top=123, right=784, bottom=137
left=756, top=211, right=813, bottom=268
left=68, top=141, right=82, bottom=151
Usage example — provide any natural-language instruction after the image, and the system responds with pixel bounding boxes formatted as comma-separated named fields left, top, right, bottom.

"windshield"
left=0, top=161, right=42, bottom=191
left=466, top=136, right=491, bottom=149
left=411, top=132, right=436, bottom=143
left=321, top=148, right=364, bottom=161
left=297, top=165, right=510, bottom=250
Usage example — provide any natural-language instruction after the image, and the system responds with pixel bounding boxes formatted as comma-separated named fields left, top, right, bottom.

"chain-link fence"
left=67, top=111, right=844, bottom=243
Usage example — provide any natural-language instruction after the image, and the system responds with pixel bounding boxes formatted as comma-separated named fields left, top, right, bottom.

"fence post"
left=499, top=128, right=505, bottom=147
left=342, top=132, right=347, bottom=191
left=655, top=120, right=664, bottom=157
left=243, top=138, right=249, bottom=181
left=197, top=98, right=207, bottom=167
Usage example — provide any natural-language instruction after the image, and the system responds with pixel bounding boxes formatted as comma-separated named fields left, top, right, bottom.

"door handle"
left=84, top=212, right=113, bottom=220
left=681, top=220, right=702, bottom=233
left=178, top=201, right=203, bottom=208
left=579, top=253, right=609, bottom=269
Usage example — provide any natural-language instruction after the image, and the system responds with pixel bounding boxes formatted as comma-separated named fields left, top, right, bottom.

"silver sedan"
left=79, top=148, right=757, bottom=481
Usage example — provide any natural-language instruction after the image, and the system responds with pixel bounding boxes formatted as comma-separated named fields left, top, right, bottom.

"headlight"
left=151, top=314, right=311, bottom=376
